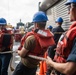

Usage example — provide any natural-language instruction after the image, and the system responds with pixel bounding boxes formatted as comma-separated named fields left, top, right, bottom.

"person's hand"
left=50, top=69, right=57, bottom=75
left=15, top=50, right=18, bottom=53
left=16, top=50, right=21, bottom=56
left=46, top=56, right=53, bottom=67
left=15, top=50, right=20, bottom=54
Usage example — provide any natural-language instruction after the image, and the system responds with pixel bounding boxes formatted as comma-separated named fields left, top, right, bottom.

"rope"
left=0, top=51, right=16, bottom=54
left=0, top=51, right=46, bottom=61
left=28, top=55, right=46, bottom=61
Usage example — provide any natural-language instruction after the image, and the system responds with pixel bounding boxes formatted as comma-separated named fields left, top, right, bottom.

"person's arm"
left=46, top=38, right=76, bottom=75
left=17, top=47, right=29, bottom=57
left=17, top=35, right=36, bottom=58
left=46, top=56, right=76, bottom=75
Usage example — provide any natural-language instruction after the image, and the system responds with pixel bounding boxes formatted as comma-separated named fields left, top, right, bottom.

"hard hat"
left=47, top=25, right=53, bottom=29
left=55, top=17, right=63, bottom=23
left=0, top=18, right=7, bottom=25
left=65, top=0, right=76, bottom=5
left=32, top=11, right=48, bottom=23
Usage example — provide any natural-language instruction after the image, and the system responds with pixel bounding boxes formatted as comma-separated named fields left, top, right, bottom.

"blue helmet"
left=55, top=17, right=63, bottom=23
left=32, top=11, right=48, bottom=23
left=0, top=18, right=7, bottom=25
left=47, top=25, right=53, bottom=29
left=65, top=0, right=76, bottom=5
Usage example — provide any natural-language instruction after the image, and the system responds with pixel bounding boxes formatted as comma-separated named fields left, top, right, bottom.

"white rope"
left=28, top=55, right=46, bottom=61
left=0, top=51, right=16, bottom=54
left=0, top=51, right=46, bottom=61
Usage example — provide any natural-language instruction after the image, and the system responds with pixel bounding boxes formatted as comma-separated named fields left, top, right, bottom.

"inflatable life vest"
left=0, top=29, right=13, bottom=52
left=54, top=22, right=76, bottom=63
left=18, top=29, right=55, bottom=56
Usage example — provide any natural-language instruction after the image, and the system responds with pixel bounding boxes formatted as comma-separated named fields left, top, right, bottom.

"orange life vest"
left=18, top=29, right=55, bottom=56
left=0, top=29, right=13, bottom=52
left=54, top=22, right=76, bottom=63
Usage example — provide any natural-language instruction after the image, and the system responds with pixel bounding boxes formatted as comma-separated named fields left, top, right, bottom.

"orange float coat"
left=54, top=22, right=76, bottom=75
left=0, top=29, right=13, bottom=52
left=18, top=29, right=55, bottom=57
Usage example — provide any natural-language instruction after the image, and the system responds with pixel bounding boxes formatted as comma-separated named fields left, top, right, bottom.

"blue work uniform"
left=48, top=26, right=65, bottom=59
left=47, top=26, right=64, bottom=75
left=67, top=38, right=76, bottom=62
left=52, top=26, right=65, bottom=44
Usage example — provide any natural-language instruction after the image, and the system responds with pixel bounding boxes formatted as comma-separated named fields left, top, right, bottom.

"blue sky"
left=0, top=0, right=42, bottom=27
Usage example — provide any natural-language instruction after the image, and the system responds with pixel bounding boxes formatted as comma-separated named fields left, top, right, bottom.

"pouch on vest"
left=0, top=34, right=12, bottom=52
